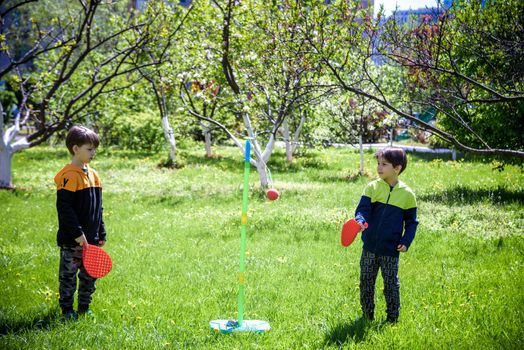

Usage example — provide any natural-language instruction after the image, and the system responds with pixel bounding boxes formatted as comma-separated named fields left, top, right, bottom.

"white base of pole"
left=209, top=319, right=270, bottom=334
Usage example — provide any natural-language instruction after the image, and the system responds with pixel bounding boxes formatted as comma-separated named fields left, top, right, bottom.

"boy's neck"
left=383, top=177, right=399, bottom=187
left=71, top=158, right=87, bottom=168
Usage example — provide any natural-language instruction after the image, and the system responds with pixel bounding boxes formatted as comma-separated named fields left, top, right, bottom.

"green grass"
left=1, top=145, right=523, bottom=349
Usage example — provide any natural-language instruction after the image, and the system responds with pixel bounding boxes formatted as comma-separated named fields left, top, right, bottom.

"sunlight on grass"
left=1, top=145, right=523, bottom=349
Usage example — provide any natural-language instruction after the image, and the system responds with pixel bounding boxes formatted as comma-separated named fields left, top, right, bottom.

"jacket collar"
left=379, top=178, right=404, bottom=189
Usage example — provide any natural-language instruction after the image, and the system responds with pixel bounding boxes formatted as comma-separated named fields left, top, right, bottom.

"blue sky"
left=373, top=0, right=440, bottom=16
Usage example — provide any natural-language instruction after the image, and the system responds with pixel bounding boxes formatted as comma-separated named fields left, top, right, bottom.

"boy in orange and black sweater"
left=54, top=125, right=106, bottom=320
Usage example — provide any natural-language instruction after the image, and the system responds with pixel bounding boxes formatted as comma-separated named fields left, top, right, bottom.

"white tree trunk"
left=1, top=103, right=30, bottom=188
left=282, top=118, right=292, bottom=162
left=0, top=147, right=13, bottom=189
left=255, top=160, right=269, bottom=188
left=359, top=133, right=364, bottom=176
left=243, top=112, right=276, bottom=188
left=282, top=113, right=305, bottom=163
left=161, top=115, right=177, bottom=163
left=0, top=139, right=30, bottom=189
left=202, top=123, right=213, bottom=157
left=291, top=112, right=306, bottom=156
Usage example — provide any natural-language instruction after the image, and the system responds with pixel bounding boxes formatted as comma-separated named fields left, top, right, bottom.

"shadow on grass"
left=419, top=186, right=524, bottom=205
left=184, top=153, right=241, bottom=172
left=324, top=317, right=373, bottom=346
left=269, top=152, right=331, bottom=173
left=408, top=151, right=456, bottom=162
left=0, top=308, right=60, bottom=336
left=13, top=147, right=69, bottom=161
left=307, top=170, right=375, bottom=184
left=408, top=149, right=524, bottom=166
left=99, top=149, right=158, bottom=160
left=183, top=149, right=332, bottom=174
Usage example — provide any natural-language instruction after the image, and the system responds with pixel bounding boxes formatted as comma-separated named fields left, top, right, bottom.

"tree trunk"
left=202, top=123, right=213, bottom=157
left=282, top=118, right=293, bottom=162
left=0, top=147, right=14, bottom=189
left=255, top=160, right=269, bottom=188
left=161, top=114, right=177, bottom=163
left=1, top=102, right=30, bottom=189
left=291, top=112, right=306, bottom=156
left=157, top=86, right=177, bottom=164
left=243, top=112, right=278, bottom=188
left=359, top=133, right=364, bottom=176
left=282, top=113, right=305, bottom=163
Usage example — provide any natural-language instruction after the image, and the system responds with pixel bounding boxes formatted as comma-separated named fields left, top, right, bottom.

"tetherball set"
left=89, top=140, right=361, bottom=334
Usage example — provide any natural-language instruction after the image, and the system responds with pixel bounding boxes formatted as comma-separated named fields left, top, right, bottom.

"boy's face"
left=376, top=156, right=401, bottom=181
left=73, top=143, right=96, bottom=164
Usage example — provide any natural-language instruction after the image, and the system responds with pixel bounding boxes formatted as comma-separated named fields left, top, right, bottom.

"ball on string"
left=266, top=188, right=279, bottom=201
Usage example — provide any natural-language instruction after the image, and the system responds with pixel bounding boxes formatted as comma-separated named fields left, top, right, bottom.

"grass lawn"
left=0, top=144, right=523, bottom=349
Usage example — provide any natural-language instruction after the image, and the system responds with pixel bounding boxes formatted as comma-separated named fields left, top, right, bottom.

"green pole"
left=238, top=140, right=251, bottom=327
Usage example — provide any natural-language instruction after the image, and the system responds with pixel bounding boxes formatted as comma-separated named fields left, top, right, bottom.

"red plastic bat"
left=83, top=244, right=113, bottom=278
left=341, top=219, right=368, bottom=247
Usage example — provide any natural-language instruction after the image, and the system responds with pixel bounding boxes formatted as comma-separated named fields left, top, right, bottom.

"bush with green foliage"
left=98, top=111, right=165, bottom=152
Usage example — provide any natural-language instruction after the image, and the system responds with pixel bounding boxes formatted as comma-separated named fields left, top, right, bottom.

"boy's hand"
left=75, top=234, right=88, bottom=246
left=98, top=240, right=106, bottom=247
left=397, top=244, right=407, bottom=252
left=357, top=221, right=367, bottom=232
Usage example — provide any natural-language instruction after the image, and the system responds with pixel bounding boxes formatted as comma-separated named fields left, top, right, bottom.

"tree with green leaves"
left=0, top=0, right=179, bottom=188
left=133, top=0, right=193, bottom=167
left=306, top=0, right=523, bottom=158
left=181, top=0, right=329, bottom=187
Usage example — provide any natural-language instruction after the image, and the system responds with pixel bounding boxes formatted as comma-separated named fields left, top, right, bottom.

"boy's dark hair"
left=66, top=125, right=99, bottom=155
left=375, top=147, right=408, bottom=174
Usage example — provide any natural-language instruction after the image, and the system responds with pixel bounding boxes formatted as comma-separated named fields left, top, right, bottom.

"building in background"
left=390, top=6, right=442, bottom=26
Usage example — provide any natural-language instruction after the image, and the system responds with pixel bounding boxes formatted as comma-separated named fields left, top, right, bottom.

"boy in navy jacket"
left=354, top=147, right=418, bottom=323
left=54, top=125, right=106, bottom=320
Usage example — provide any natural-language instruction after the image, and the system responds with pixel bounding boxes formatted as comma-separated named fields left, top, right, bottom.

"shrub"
left=99, top=111, right=165, bottom=152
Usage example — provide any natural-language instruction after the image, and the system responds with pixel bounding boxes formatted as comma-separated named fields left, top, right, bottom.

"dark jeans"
left=58, top=246, right=96, bottom=311
left=359, top=249, right=400, bottom=321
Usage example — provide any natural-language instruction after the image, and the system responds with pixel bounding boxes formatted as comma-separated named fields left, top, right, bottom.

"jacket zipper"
left=373, top=184, right=394, bottom=252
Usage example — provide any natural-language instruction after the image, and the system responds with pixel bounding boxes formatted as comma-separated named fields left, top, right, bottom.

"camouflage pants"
left=59, top=246, right=96, bottom=311
left=359, top=249, right=400, bottom=321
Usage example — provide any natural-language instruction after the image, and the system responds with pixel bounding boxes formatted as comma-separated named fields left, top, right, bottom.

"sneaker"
left=79, top=309, right=95, bottom=317
left=61, top=310, right=78, bottom=321
left=78, top=304, right=94, bottom=317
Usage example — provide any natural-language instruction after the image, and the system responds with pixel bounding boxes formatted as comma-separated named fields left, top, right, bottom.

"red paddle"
left=82, top=244, right=113, bottom=278
left=341, top=219, right=368, bottom=247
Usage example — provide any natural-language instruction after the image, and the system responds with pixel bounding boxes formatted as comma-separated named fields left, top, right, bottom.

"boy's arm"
left=355, top=183, right=373, bottom=225
left=99, top=210, right=106, bottom=243
left=56, top=189, right=85, bottom=240
left=400, top=207, right=418, bottom=249
left=94, top=170, right=106, bottom=244
left=355, top=196, right=372, bottom=225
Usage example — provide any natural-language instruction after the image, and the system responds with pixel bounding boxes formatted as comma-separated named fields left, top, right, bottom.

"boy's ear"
left=394, top=164, right=402, bottom=174
left=72, top=145, right=79, bottom=155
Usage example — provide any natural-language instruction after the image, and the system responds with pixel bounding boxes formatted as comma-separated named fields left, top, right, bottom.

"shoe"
left=61, top=310, right=78, bottom=321
left=79, top=309, right=95, bottom=317
left=78, top=304, right=94, bottom=317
